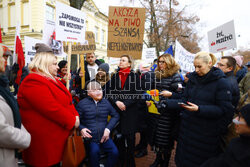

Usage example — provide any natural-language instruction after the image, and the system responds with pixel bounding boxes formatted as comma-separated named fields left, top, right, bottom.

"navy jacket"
left=201, top=136, right=250, bottom=167
left=225, top=71, right=240, bottom=108
left=167, top=67, right=234, bottom=167
left=76, top=97, right=119, bottom=143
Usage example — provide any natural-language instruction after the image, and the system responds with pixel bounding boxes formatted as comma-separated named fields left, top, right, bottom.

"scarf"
left=0, top=75, right=21, bottom=128
left=118, top=67, right=131, bottom=89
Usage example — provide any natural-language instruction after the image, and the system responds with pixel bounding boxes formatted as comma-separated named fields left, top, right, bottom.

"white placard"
left=175, top=40, right=195, bottom=73
left=24, top=36, right=43, bottom=65
left=56, top=1, right=86, bottom=43
left=142, top=47, right=156, bottom=62
left=208, top=20, right=237, bottom=53
left=42, top=19, right=67, bottom=57
left=108, top=57, right=120, bottom=65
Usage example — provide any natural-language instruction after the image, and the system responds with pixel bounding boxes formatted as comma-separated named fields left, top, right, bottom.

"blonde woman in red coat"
left=17, top=44, right=79, bottom=167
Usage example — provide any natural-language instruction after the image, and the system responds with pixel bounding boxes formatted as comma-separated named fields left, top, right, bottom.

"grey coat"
left=0, top=95, right=31, bottom=167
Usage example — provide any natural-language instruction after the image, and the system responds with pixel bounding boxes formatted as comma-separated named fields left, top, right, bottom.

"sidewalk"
left=135, top=133, right=177, bottom=167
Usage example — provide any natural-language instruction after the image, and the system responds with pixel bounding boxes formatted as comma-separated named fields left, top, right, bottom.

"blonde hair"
left=157, top=54, right=180, bottom=71
left=120, top=55, right=134, bottom=69
left=28, top=52, right=57, bottom=80
left=194, top=51, right=217, bottom=67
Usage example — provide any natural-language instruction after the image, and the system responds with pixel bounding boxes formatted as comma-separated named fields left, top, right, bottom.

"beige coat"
left=0, top=95, right=31, bottom=167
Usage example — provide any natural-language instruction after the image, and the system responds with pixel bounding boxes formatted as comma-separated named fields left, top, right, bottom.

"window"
left=46, top=4, right=55, bottom=21
left=101, top=29, right=105, bottom=44
left=10, top=4, right=16, bottom=27
left=22, top=2, right=29, bottom=25
left=94, top=26, right=99, bottom=42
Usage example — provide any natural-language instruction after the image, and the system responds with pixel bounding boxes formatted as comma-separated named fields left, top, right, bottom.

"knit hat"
left=58, top=60, right=67, bottom=72
left=98, top=63, right=109, bottom=73
left=233, top=55, right=244, bottom=67
left=240, top=104, right=250, bottom=126
left=35, top=43, right=53, bottom=53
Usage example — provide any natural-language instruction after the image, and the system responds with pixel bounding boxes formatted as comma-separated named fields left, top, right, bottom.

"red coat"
left=18, top=73, right=78, bottom=167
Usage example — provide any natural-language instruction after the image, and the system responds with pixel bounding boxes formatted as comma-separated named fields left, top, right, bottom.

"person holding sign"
left=17, top=44, right=80, bottom=167
left=160, top=52, right=234, bottom=167
left=109, top=55, right=140, bottom=167
left=73, top=52, right=102, bottom=99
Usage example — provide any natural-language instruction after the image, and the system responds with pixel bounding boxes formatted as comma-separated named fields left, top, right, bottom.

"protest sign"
left=208, top=20, right=237, bottom=53
left=142, top=47, right=156, bottom=62
left=175, top=40, right=195, bottom=73
left=24, top=36, right=42, bottom=65
left=43, top=19, right=66, bottom=57
left=107, top=6, right=146, bottom=59
left=63, top=31, right=96, bottom=54
left=56, top=1, right=86, bottom=43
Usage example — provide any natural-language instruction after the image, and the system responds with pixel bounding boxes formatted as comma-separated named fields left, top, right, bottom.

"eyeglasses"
left=158, top=61, right=166, bottom=64
left=233, top=117, right=246, bottom=125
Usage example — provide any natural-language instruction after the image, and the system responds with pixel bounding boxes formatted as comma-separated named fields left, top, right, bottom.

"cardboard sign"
left=107, top=6, right=146, bottom=59
left=208, top=20, right=237, bottom=53
left=63, top=31, right=96, bottom=54
left=175, top=40, right=195, bottom=73
left=24, top=36, right=43, bottom=65
left=56, top=1, right=86, bottom=43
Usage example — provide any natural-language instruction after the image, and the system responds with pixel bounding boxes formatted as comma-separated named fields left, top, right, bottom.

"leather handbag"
left=62, top=128, right=86, bottom=167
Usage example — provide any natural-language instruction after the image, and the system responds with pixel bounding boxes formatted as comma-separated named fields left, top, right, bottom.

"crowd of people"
left=0, top=42, right=250, bottom=167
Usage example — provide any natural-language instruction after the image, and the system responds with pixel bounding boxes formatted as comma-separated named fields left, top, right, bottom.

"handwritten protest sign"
left=107, top=6, right=146, bottom=59
left=142, top=47, right=156, bottom=62
left=175, top=40, right=195, bottom=73
left=63, top=31, right=96, bottom=54
left=56, top=1, right=86, bottom=43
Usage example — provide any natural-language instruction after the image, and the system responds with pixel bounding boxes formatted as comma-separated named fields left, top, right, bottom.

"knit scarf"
left=118, top=67, right=130, bottom=89
left=0, top=75, right=21, bottom=128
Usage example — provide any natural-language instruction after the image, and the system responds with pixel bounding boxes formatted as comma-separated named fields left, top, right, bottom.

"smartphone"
left=178, top=102, right=189, bottom=106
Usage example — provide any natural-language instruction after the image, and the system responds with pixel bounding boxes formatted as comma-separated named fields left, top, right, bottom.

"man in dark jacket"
left=73, top=52, right=102, bottom=99
left=217, top=56, right=240, bottom=108
left=76, top=81, right=119, bottom=167
left=201, top=104, right=250, bottom=167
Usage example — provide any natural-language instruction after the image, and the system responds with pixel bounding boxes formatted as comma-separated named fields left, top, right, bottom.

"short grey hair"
left=87, top=81, right=101, bottom=90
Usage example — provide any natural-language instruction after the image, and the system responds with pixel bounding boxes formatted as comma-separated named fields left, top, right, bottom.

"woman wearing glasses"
left=201, top=104, right=250, bottom=167
left=148, top=53, right=183, bottom=167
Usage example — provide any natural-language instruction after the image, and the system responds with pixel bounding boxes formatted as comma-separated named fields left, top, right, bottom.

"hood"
left=188, top=67, right=225, bottom=84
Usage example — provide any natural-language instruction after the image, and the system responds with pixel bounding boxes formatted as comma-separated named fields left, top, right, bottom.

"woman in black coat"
left=109, top=55, right=140, bottom=167
left=163, top=52, right=234, bottom=167
left=149, top=54, right=183, bottom=167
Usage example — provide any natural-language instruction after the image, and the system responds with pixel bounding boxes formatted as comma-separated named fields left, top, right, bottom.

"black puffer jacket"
left=153, top=72, right=183, bottom=149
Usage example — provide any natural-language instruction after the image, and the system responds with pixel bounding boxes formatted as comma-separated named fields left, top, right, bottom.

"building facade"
left=0, top=0, right=108, bottom=66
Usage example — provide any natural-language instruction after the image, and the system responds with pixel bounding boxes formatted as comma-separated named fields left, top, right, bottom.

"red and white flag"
left=0, top=24, right=2, bottom=43
left=14, top=22, right=25, bottom=85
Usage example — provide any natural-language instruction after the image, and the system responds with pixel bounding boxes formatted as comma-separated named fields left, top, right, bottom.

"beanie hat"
left=35, top=43, right=53, bottom=53
left=240, top=104, right=250, bottom=126
left=98, top=63, right=109, bottom=73
left=58, top=60, right=67, bottom=72
left=233, top=55, right=244, bottom=67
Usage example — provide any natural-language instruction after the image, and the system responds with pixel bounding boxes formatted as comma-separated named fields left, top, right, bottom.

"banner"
left=175, top=40, right=195, bottom=73
left=56, top=1, right=86, bottom=43
left=142, top=47, right=156, bottom=63
left=208, top=20, right=237, bottom=53
left=107, top=6, right=146, bottom=59
left=24, top=36, right=42, bottom=65
left=63, top=31, right=96, bottom=54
